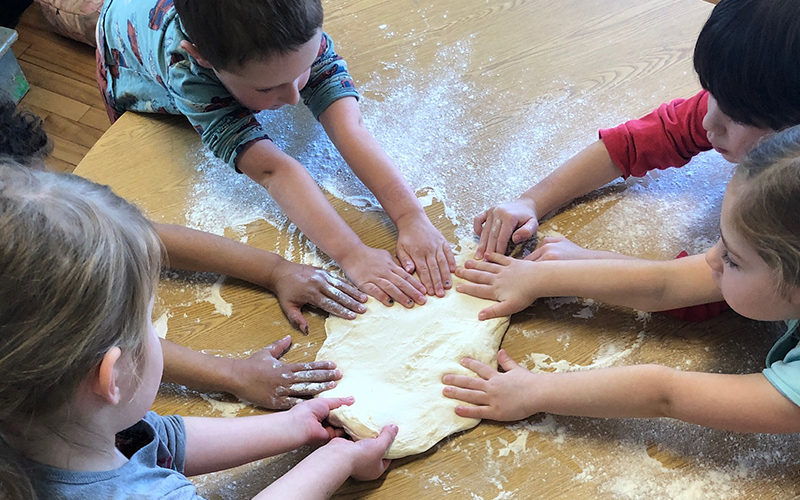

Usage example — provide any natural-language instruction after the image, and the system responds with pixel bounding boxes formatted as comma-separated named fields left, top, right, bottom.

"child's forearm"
left=530, top=365, right=677, bottom=419
left=154, top=223, right=284, bottom=290
left=521, top=140, right=621, bottom=218
left=182, top=412, right=309, bottom=476
left=532, top=366, right=800, bottom=433
left=251, top=442, right=353, bottom=500
left=235, top=140, right=365, bottom=263
left=529, top=255, right=722, bottom=312
left=160, top=338, right=238, bottom=393
left=319, top=98, right=425, bottom=228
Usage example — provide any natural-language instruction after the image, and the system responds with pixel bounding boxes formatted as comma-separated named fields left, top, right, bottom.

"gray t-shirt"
left=10, top=412, right=204, bottom=499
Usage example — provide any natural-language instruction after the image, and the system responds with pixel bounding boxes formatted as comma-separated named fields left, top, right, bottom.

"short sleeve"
left=167, top=51, right=270, bottom=169
left=763, top=322, right=800, bottom=407
left=300, top=32, right=360, bottom=120
left=599, top=90, right=712, bottom=178
left=144, top=412, right=188, bottom=474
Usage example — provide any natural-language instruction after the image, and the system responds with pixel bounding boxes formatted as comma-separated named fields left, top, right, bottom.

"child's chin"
left=713, top=146, right=737, bottom=163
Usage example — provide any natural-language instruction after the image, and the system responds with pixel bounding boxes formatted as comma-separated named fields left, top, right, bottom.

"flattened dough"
left=316, top=250, right=510, bottom=458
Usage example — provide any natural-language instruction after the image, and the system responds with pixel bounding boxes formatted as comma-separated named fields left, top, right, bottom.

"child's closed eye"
left=721, top=250, right=739, bottom=269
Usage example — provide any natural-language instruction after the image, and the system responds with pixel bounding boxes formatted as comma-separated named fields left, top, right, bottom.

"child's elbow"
left=238, top=153, right=300, bottom=190
left=641, top=364, right=681, bottom=419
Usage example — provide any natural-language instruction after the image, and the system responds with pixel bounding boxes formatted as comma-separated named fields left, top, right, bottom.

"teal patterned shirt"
left=97, top=0, right=359, bottom=169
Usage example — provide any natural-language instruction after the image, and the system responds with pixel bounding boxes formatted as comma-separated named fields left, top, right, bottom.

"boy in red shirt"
left=475, top=0, right=800, bottom=263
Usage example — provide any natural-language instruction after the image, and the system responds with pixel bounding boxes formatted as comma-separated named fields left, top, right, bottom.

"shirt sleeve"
left=167, top=53, right=270, bottom=170
left=763, top=332, right=800, bottom=406
left=300, top=32, right=360, bottom=120
left=144, top=412, right=188, bottom=474
left=599, top=90, right=712, bottom=178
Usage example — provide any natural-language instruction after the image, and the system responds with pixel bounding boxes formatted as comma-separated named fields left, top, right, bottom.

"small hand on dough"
left=229, top=336, right=342, bottom=409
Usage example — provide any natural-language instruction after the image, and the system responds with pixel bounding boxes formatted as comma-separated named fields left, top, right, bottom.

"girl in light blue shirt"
left=444, top=124, right=800, bottom=434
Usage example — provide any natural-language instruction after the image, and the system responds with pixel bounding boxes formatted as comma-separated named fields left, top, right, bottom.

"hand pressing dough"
left=316, top=254, right=510, bottom=459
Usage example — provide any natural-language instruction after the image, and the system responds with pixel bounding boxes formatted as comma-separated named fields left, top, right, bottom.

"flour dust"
left=175, top=31, right=791, bottom=500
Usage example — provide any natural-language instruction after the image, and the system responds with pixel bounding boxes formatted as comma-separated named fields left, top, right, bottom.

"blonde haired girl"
left=0, top=164, right=395, bottom=500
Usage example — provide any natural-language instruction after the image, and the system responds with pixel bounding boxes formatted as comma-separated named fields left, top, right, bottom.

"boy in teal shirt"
left=97, top=0, right=455, bottom=307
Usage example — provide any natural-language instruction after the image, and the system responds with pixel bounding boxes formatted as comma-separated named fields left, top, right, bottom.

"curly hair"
left=0, top=94, right=52, bottom=166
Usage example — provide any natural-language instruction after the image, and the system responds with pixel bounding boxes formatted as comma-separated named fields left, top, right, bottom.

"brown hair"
left=174, top=0, right=323, bottom=71
left=732, top=125, right=800, bottom=294
left=0, top=94, right=52, bottom=167
left=0, top=164, right=163, bottom=499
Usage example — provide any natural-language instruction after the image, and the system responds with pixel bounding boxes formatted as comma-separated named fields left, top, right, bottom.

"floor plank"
left=49, top=134, right=89, bottom=166
left=79, top=106, right=111, bottom=132
left=41, top=112, right=104, bottom=149
left=12, top=5, right=103, bottom=171
left=19, top=59, right=103, bottom=109
left=21, top=86, right=89, bottom=121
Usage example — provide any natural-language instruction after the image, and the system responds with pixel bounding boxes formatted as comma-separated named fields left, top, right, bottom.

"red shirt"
left=599, top=90, right=712, bottom=178
left=600, top=91, right=728, bottom=322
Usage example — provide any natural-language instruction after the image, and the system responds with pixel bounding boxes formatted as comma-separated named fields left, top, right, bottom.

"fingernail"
left=407, top=299, right=413, bottom=305
left=445, top=280, right=451, bottom=287
left=388, top=299, right=394, bottom=305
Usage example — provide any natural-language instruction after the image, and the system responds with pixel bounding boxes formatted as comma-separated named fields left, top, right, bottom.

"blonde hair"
left=732, top=125, right=800, bottom=295
left=0, top=163, right=163, bottom=499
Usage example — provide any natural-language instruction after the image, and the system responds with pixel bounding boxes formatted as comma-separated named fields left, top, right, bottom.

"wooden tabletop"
left=74, top=0, right=800, bottom=498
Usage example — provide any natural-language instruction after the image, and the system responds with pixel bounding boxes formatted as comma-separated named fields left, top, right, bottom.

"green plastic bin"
left=0, top=26, right=30, bottom=103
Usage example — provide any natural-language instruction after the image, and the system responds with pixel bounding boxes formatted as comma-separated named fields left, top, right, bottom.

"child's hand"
left=442, top=349, right=536, bottom=421
left=340, top=246, right=427, bottom=308
left=395, top=214, right=456, bottom=297
left=230, top=336, right=342, bottom=409
left=474, top=198, right=539, bottom=260
left=270, top=260, right=368, bottom=334
left=326, top=424, right=398, bottom=480
left=455, top=253, right=541, bottom=319
left=525, top=236, right=594, bottom=261
left=288, top=397, right=356, bottom=445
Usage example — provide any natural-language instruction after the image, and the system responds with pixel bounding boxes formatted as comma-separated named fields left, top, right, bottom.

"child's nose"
left=705, top=241, right=724, bottom=272
left=282, top=84, right=301, bottom=106
left=702, top=112, right=722, bottom=137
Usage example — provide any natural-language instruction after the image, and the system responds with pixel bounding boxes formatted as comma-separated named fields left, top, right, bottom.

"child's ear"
left=92, top=347, right=123, bottom=405
left=179, top=40, right=214, bottom=69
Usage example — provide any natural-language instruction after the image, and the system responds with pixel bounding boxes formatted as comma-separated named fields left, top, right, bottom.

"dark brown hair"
left=174, top=0, right=323, bottom=71
left=694, top=0, right=800, bottom=130
left=0, top=94, right=52, bottom=167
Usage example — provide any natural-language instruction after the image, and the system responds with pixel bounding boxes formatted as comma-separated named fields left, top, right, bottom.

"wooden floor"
left=11, top=5, right=109, bottom=173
